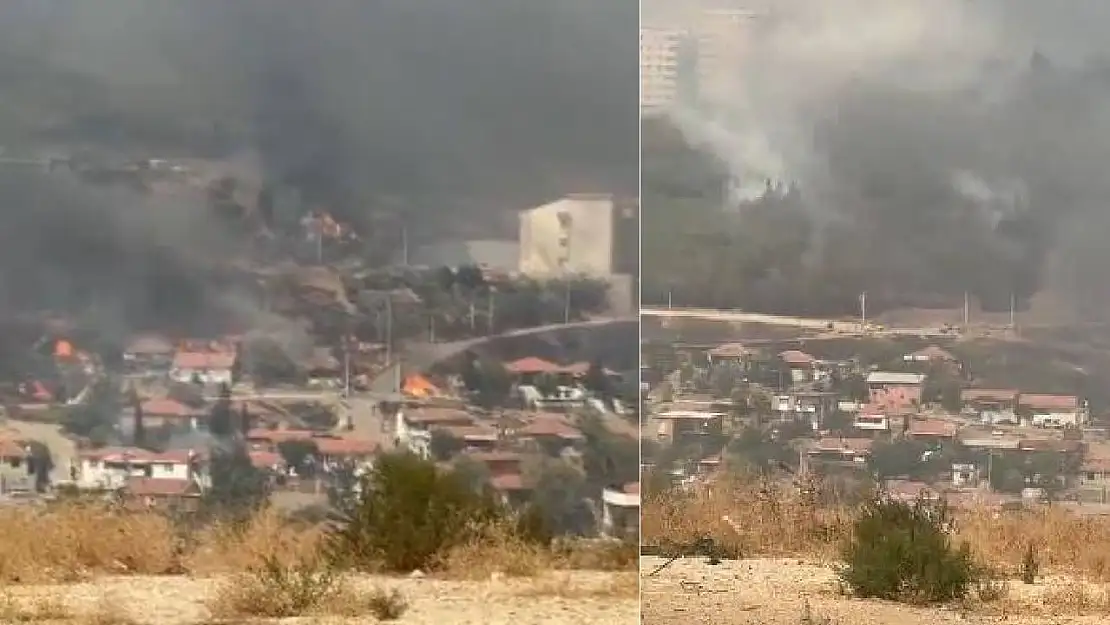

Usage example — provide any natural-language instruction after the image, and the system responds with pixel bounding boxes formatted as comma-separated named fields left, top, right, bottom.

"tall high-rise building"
left=640, top=25, right=687, bottom=114
left=693, top=7, right=760, bottom=109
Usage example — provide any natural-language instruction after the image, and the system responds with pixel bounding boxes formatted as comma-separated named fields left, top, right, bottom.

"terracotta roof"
left=313, top=436, right=378, bottom=457
left=489, top=473, right=527, bottom=491
left=172, top=351, right=237, bottom=370
left=139, top=398, right=200, bottom=418
left=779, top=350, right=816, bottom=365
left=504, top=357, right=562, bottom=375
left=518, top=417, right=583, bottom=440
left=906, top=418, right=959, bottom=438
left=962, top=388, right=1019, bottom=403
left=0, top=439, right=28, bottom=458
left=466, top=451, right=522, bottom=464
left=1019, top=394, right=1080, bottom=411
left=125, top=335, right=175, bottom=356
left=123, top=477, right=200, bottom=497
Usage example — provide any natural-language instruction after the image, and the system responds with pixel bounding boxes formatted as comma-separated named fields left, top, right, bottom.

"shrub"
left=839, top=495, right=978, bottom=605
left=324, top=451, right=503, bottom=573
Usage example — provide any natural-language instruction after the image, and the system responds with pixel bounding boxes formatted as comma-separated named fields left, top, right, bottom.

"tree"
left=26, top=441, right=53, bottom=493
left=460, top=355, right=513, bottom=409
left=208, top=383, right=233, bottom=438
left=526, top=459, right=595, bottom=536
left=62, top=377, right=121, bottom=441
left=324, top=452, right=502, bottom=572
left=277, top=439, right=319, bottom=477
left=204, top=444, right=271, bottom=519
left=578, top=414, right=639, bottom=492
left=428, top=429, right=464, bottom=462
left=130, top=389, right=146, bottom=448
left=583, top=359, right=614, bottom=403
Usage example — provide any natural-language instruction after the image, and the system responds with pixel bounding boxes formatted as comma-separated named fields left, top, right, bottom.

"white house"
left=600, top=482, right=640, bottom=539
left=1020, top=394, right=1088, bottom=428
left=75, top=447, right=209, bottom=491
left=394, top=407, right=474, bottom=457
left=853, top=409, right=891, bottom=432
left=169, top=350, right=237, bottom=386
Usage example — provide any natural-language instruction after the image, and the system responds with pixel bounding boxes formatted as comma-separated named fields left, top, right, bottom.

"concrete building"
left=518, top=194, right=636, bottom=278
left=640, top=25, right=687, bottom=114
left=693, top=7, right=760, bottom=109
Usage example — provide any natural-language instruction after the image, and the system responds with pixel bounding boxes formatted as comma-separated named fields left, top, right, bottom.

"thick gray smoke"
left=672, top=0, right=1110, bottom=317
left=0, top=0, right=636, bottom=335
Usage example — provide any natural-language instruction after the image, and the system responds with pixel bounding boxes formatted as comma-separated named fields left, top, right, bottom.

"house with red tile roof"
left=169, top=347, right=238, bottom=386
left=127, top=398, right=206, bottom=431
left=120, top=477, right=203, bottom=512
left=961, top=388, right=1019, bottom=425
left=1019, top=393, right=1088, bottom=429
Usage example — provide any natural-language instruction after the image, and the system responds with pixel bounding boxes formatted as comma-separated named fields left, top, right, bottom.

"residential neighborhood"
left=643, top=335, right=1110, bottom=512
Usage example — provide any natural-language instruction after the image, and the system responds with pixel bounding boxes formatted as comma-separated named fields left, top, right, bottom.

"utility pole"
left=859, top=291, right=867, bottom=326
left=487, top=290, right=496, bottom=335
left=384, top=297, right=393, bottom=366
left=963, top=291, right=970, bottom=328
left=564, top=279, right=571, bottom=324
left=1009, top=292, right=1016, bottom=331
left=667, top=289, right=673, bottom=309
left=400, top=225, right=409, bottom=266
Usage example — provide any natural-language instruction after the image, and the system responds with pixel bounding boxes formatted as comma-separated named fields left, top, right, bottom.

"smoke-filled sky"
left=0, top=0, right=637, bottom=334
left=669, top=0, right=1110, bottom=316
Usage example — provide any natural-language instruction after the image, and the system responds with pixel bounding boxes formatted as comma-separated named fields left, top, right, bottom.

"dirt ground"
left=641, top=557, right=1110, bottom=625
left=8, top=571, right=637, bottom=624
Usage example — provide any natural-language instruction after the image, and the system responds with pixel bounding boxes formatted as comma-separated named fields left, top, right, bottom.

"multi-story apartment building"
left=518, top=194, right=637, bottom=278
left=693, top=7, right=760, bottom=109
left=640, top=25, right=687, bottom=114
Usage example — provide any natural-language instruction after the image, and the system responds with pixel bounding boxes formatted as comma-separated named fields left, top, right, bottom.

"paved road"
left=404, top=316, right=637, bottom=371
left=641, top=306, right=967, bottom=339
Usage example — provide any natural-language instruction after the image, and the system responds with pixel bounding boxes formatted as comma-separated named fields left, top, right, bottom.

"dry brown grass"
left=642, top=476, right=1110, bottom=583
left=205, top=554, right=408, bottom=620
left=437, top=522, right=639, bottom=580
left=0, top=503, right=321, bottom=584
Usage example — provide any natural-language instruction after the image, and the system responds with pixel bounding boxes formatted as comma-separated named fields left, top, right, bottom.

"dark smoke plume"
left=669, top=0, right=1110, bottom=318
left=0, top=0, right=636, bottom=334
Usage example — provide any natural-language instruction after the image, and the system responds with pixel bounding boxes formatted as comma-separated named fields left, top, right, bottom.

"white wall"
left=169, top=367, right=233, bottom=387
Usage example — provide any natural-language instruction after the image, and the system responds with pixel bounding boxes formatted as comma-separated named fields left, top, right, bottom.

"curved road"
left=403, top=316, right=637, bottom=372
left=641, top=306, right=972, bottom=339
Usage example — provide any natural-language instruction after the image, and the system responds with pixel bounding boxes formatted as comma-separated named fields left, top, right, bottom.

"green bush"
left=839, top=495, right=978, bottom=605
left=324, top=451, right=504, bottom=573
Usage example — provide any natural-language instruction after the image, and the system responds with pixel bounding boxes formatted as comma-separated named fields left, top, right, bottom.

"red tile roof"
left=518, top=417, right=583, bottom=440
left=172, top=351, right=237, bottom=370
left=779, top=350, right=816, bottom=365
left=1019, top=394, right=1080, bottom=411
left=962, top=388, right=1019, bottom=403
left=313, top=436, right=378, bottom=457
left=489, top=473, right=527, bottom=491
left=0, top=439, right=28, bottom=458
left=125, top=335, right=175, bottom=356
left=139, top=398, right=201, bottom=418
left=504, top=357, right=562, bottom=375
left=906, top=418, right=959, bottom=438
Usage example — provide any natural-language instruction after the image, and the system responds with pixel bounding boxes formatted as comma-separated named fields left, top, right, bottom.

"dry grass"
left=437, top=522, right=638, bottom=580
left=205, top=554, right=408, bottom=620
left=0, top=503, right=322, bottom=584
left=514, top=572, right=639, bottom=600
left=0, top=590, right=140, bottom=625
left=642, top=476, right=1110, bottom=584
